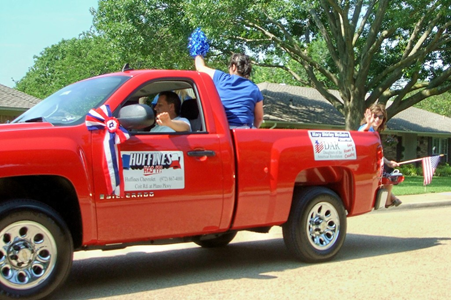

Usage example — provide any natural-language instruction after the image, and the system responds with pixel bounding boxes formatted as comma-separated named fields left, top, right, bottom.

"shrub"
left=397, top=164, right=420, bottom=176
left=396, top=163, right=451, bottom=177
left=435, top=163, right=451, bottom=176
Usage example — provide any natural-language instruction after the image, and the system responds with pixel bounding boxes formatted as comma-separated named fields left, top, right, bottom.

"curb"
left=400, top=201, right=451, bottom=209
left=394, top=193, right=451, bottom=210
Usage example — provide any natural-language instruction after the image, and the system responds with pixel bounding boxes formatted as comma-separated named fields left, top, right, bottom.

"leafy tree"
left=92, top=0, right=195, bottom=70
left=17, top=0, right=451, bottom=129
left=181, top=0, right=451, bottom=129
left=252, top=56, right=310, bottom=86
left=15, top=32, right=121, bottom=99
left=91, top=0, right=303, bottom=81
left=415, top=91, right=451, bottom=117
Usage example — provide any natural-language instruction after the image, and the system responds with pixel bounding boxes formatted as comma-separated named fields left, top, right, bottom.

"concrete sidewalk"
left=396, top=192, right=451, bottom=209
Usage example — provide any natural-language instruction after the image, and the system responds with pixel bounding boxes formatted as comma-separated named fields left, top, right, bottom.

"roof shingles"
left=0, top=84, right=41, bottom=109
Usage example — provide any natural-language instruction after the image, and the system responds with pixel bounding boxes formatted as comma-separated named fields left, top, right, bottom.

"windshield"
left=13, top=75, right=131, bottom=125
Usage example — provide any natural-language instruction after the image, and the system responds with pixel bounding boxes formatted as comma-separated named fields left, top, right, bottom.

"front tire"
left=283, top=187, right=347, bottom=263
left=0, top=199, right=73, bottom=299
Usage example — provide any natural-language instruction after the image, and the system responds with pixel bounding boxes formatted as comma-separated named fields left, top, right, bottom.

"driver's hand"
left=156, top=112, right=171, bottom=126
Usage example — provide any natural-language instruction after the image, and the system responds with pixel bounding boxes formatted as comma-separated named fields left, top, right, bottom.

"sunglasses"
left=373, top=114, right=384, bottom=119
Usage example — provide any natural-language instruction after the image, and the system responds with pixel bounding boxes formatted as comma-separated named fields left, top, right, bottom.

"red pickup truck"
left=0, top=69, right=384, bottom=299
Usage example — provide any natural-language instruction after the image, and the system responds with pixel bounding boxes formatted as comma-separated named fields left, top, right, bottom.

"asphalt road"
left=52, top=194, right=451, bottom=300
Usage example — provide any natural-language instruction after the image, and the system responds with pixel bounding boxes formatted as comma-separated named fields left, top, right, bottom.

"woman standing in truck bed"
left=195, top=53, right=264, bottom=129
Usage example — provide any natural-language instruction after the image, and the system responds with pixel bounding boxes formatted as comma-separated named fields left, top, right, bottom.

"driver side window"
left=118, top=80, right=205, bottom=134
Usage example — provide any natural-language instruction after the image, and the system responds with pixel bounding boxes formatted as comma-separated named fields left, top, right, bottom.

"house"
left=0, top=84, right=41, bottom=123
left=258, top=82, right=451, bottom=164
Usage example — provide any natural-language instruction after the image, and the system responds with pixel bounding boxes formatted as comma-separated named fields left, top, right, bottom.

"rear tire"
left=0, top=199, right=73, bottom=299
left=194, top=232, right=237, bottom=248
left=283, top=187, right=347, bottom=263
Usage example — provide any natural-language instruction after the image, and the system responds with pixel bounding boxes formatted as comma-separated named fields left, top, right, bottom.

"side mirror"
left=118, top=104, right=155, bottom=130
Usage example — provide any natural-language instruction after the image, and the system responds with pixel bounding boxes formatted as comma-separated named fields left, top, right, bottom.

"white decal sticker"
left=121, top=151, right=184, bottom=191
left=308, top=131, right=357, bottom=161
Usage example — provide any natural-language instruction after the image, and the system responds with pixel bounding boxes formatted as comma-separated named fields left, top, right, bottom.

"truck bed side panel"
left=231, top=129, right=381, bottom=229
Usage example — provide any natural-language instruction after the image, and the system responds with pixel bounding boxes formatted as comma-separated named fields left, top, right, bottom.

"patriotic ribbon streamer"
left=85, top=105, right=130, bottom=196
left=188, top=27, right=210, bottom=57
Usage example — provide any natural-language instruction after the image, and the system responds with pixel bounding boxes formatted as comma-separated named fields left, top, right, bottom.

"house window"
left=432, top=137, right=448, bottom=159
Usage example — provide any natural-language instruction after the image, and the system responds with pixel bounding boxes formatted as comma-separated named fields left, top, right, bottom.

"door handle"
left=187, top=150, right=216, bottom=157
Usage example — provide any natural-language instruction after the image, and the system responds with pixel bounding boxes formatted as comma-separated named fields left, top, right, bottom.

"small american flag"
left=315, top=140, right=324, bottom=153
left=422, top=155, right=441, bottom=185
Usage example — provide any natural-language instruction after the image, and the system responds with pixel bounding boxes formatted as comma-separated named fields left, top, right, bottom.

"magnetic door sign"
left=121, top=151, right=185, bottom=191
left=308, top=131, right=357, bottom=161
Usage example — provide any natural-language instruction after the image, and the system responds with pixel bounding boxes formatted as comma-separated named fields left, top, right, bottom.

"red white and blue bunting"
left=86, top=105, right=130, bottom=196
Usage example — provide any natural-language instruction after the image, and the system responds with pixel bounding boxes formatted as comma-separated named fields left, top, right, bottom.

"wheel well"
left=294, top=166, right=353, bottom=210
left=0, top=175, right=82, bottom=248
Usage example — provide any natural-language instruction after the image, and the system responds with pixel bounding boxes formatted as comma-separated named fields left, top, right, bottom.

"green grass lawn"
left=392, top=176, right=451, bottom=195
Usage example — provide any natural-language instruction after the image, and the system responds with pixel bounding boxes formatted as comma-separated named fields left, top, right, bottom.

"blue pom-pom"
left=188, top=27, right=210, bottom=58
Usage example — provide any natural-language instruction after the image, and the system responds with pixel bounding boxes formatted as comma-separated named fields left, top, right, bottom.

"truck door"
left=92, top=81, right=227, bottom=243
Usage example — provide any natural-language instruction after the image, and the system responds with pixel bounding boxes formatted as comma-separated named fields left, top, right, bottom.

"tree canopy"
left=16, top=0, right=451, bottom=129
left=15, top=32, right=121, bottom=99
left=415, top=91, right=451, bottom=117
left=180, top=0, right=451, bottom=129
left=92, top=0, right=195, bottom=70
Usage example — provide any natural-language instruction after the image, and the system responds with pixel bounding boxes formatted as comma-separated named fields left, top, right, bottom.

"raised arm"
left=358, top=108, right=374, bottom=131
left=195, top=55, right=215, bottom=78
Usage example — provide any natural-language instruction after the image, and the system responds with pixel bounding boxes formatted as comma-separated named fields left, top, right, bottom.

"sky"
left=0, top=0, right=99, bottom=88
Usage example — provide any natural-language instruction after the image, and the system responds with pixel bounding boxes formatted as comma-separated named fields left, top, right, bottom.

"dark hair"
left=159, top=91, right=181, bottom=115
left=228, top=53, right=252, bottom=78
left=360, top=103, right=388, bottom=132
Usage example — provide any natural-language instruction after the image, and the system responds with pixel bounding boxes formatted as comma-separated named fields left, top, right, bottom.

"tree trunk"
left=344, top=95, right=365, bottom=130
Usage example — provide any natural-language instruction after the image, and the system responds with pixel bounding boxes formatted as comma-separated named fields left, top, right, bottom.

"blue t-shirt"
left=358, top=124, right=375, bottom=132
left=213, top=70, right=263, bottom=127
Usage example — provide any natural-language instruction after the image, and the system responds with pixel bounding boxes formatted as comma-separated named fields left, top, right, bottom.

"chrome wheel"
left=0, top=221, right=57, bottom=290
left=283, top=187, right=347, bottom=263
left=306, top=202, right=340, bottom=250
